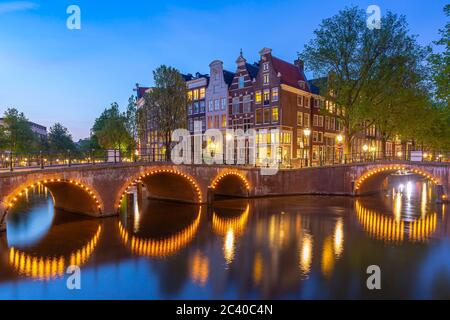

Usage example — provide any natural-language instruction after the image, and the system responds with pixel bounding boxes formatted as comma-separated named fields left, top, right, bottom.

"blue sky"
left=0, top=0, right=448, bottom=140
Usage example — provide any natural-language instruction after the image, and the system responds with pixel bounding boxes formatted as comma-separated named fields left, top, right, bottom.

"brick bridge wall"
left=0, top=161, right=448, bottom=231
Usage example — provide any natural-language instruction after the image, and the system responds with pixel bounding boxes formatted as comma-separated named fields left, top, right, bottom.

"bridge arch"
left=354, top=165, right=441, bottom=195
left=1, top=179, right=104, bottom=223
left=116, top=168, right=203, bottom=209
left=209, top=171, right=250, bottom=199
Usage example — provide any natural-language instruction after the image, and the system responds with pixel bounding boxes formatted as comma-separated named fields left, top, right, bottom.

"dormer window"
left=298, top=80, right=306, bottom=89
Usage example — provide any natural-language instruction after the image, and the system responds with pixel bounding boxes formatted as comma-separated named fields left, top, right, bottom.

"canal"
left=0, top=174, right=449, bottom=299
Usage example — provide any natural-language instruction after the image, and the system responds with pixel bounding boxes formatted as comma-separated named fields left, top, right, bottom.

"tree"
left=0, top=108, right=37, bottom=153
left=144, top=65, right=188, bottom=161
left=48, top=123, right=76, bottom=153
left=429, top=4, right=450, bottom=105
left=125, top=95, right=139, bottom=151
left=300, top=7, right=430, bottom=156
left=92, top=103, right=132, bottom=153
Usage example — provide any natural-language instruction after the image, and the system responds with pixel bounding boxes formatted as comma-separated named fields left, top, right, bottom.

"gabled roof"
left=136, top=86, right=150, bottom=99
left=223, top=70, right=235, bottom=86
left=308, top=77, right=328, bottom=95
left=271, top=56, right=310, bottom=92
left=246, top=63, right=259, bottom=80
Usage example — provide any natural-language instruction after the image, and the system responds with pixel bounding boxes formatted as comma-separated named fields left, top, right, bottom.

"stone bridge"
left=0, top=161, right=448, bottom=231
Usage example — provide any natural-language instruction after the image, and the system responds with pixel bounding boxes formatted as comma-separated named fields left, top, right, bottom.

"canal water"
left=0, top=175, right=449, bottom=299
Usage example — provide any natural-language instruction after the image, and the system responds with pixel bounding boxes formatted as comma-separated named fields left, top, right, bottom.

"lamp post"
left=362, top=144, right=369, bottom=162
left=370, top=146, right=376, bottom=162
left=336, top=134, right=343, bottom=164
left=303, top=128, right=311, bottom=167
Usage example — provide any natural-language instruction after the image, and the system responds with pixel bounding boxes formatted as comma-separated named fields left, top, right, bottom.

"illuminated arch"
left=8, top=225, right=102, bottom=280
left=2, top=179, right=104, bottom=216
left=118, top=207, right=201, bottom=258
left=355, top=165, right=440, bottom=192
left=209, top=171, right=250, bottom=200
left=355, top=200, right=437, bottom=243
left=116, top=168, right=203, bottom=209
left=210, top=171, right=250, bottom=190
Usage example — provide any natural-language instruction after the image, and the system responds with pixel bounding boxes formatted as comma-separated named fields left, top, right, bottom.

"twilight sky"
left=0, top=0, right=448, bottom=140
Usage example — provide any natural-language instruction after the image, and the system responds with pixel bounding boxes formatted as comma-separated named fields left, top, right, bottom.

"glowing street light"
left=362, top=144, right=369, bottom=152
left=303, top=128, right=311, bottom=137
left=336, top=135, right=343, bottom=143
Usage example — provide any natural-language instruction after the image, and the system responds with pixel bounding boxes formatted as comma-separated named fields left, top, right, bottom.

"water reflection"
left=356, top=177, right=438, bottom=243
left=9, top=226, right=101, bottom=280
left=0, top=174, right=449, bottom=299
left=119, top=190, right=202, bottom=258
left=6, top=186, right=54, bottom=247
left=212, top=204, right=250, bottom=265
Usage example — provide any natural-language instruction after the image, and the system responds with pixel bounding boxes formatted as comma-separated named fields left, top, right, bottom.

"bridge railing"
left=1, top=149, right=449, bottom=172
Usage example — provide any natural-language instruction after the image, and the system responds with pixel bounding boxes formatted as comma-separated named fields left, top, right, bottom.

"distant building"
left=0, top=118, right=47, bottom=140
left=205, top=60, right=234, bottom=133
left=186, top=73, right=209, bottom=134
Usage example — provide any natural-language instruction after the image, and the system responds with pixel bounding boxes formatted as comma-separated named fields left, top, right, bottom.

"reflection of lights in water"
left=212, top=205, right=250, bottom=266
left=321, top=236, right=334, bottom=277
left=421, top=183, right=427, bottom=218
left=8, top=225, right=102, bottom=280
left=190, top=251, right=209, bottom=287
left=299, top=233, right=313, bottom=277
left=334, top=219, right=344, bottom=258
left=224, top=229, right=235, bottom=265
left=212, top=205, right=249, bottom=237
left=118, top=207, right=201, bottom=258
left=355, top=200, right=437, bottom=243
left=133, top=190, right=140, bottom=233
left=253, top=252, right=263, bottom=285
left=406, top=181, right=413, bottom=199
left=394, top=192, right=402, bottom=222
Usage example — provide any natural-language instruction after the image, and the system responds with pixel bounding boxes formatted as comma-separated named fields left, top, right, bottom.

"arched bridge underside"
left=0, top=161, right=448, bottom=231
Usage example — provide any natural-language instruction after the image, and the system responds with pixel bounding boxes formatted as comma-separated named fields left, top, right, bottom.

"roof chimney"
left=294, top=58, right=304, bottom=72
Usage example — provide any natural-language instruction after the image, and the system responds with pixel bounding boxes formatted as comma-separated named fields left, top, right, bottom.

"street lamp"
left=362, top=144, right=369, bottom=152
left=210, top=141, right=216, bottom=158
left=303, top=128, right=311, bottom=167
left=336, top=135, right=343, bottom=144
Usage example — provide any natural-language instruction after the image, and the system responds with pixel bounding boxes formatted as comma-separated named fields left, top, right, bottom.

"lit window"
left=222, top=115, right=227, bottom=128
left=263, top=89, right=270, bottom=106
left=255, top=91, right=262, bottom=104
left=264, top=73, right=270, bottom=84
left=188, top=91, right=193, bottom=101
left=272, top=107, right=279, bottom=123
left=193, top=89, right=199, bottom=100
left=272, top=87, right=279, bottom=102
left=199, top=88, right=206, bottom=99
left=304, top=113, right=310, bottom=127
left=238, top=76, right=245, bottom=89
left=297, top=111, right=303, bottom=126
